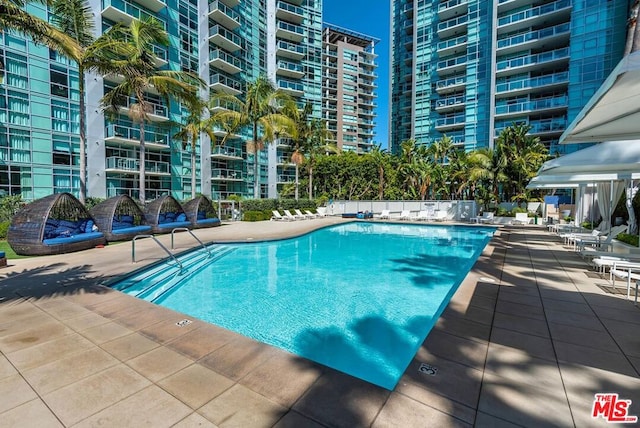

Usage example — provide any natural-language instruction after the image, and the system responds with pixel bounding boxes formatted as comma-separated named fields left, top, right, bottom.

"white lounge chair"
left=610, top=260, right=640, bottom=299
left=574, top=225, right=628, bottom=252
left=295, top=209, right=312, bottom=219
left=434, top=210, right=448, bottom=221
left=475, top=212, right=494, bottom=224
left=271, top=210, right=288, bottom=221
left=304, top=210, right=318, bottom=218
left=316, top=207, right=327, bottom=217
left=400, top=210, right=412, bottom=220
left=283, top=209, right=303, bottom=220
left=417, top=210, right=430, bottom=221
left=379, top=209, right=390, bottom=219
left=513, top=212, right=530, bottom=225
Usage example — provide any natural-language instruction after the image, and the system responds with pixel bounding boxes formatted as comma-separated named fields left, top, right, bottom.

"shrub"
left=0, top=195, right=24, bottom=223
left=84, top=197, right=105, bottom=210
left=241, top=199, right=278, bottom=212
left=0, top=221, right=9, bottom=239
left=511, top=206, right=528, bottom=214
left=277, top=199, right=299, bottom=210
left=616, top=233, right=639, bottom=247
left=243, top=210, right=270, bottom=221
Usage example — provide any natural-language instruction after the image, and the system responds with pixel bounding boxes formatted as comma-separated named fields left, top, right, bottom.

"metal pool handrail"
left=170, top=228, right=212, bottom=258
left=132, top=234, right=183, bottom=270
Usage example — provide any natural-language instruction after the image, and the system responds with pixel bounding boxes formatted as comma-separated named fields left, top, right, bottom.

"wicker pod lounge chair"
left=90, top=195, right=152, bottom=241
left=144, top=195, right=191, bottom=234
left=7, top=193, right=106, bottom=256
left=182, top=195, right=221, bottom=229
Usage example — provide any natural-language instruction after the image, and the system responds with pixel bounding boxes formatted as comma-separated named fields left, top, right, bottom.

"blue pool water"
left=113, top=223, right=494, bottom=389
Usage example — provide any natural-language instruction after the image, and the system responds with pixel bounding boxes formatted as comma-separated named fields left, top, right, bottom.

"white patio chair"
left=304, top=210, right=318, bottom=218
left=316, top=207, right=327, bottom=217
left=379, top=209, right=390, bottom=219
left=400, top=210, right=412, bottom=220
left=417, top=210, right=429, bottom=221
left=512, top=212, right=530, bottom=225
left=434, top=210, right=448, bottom=221
left=295, top=209, right=312, bottom=219
left=575, top=224, right=628, bottom=252
left=271, top=210, right=288, bottom=221
left=283, top=209, right=302, bottom=220
left=610, top=260, right=640, bottom=299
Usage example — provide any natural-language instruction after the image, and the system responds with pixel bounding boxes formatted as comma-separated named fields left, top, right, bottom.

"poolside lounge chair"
left=271, top=210, right=288, bottom=221
left=513, top=212, right=530, bottom=225
left=316, top=207, right=328, bottom=217
left=183, top=195, right=221, bottom=229
left=295, top=209, right=313, bottom=219
left=434, top=210, right=448, bottom=221
left=417, top=210, right=430, bottom=221
left=8, top=193, right=106, bottom=256
left=284, top=209, right=303, bottom=220
left=400, top=210, right=412, bottom=220
left=90, top=194, right=152, bottom=242
left=574, top=224, right=628, bottom=252
left=610, top=260, right=640, bottom=299
left=304, top=209, right=318, bottom=218
left=473, top=212, right=494, bottom=224
left=144, top=196, right=191, bottom=234
left=379, top=209, right=390, bottom=219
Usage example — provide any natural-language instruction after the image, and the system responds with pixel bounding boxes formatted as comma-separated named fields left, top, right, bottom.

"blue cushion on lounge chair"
left=43, top=231, right=104, bottom=245
left=112, top=225, right=151, bottom=235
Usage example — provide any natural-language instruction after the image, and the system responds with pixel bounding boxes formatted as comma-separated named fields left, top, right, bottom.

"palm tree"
left=0, top=0, right=81, bottom=65
left=369, top=145, right=389, bottom=200
left=468, top=147, right=508, bottom=203
left=429, top=134, right=453, bottom=164
left=211, top=75, right=294, bottom=199
left=173, top=97, right=216, bottom=199
left=283, top=101, right=313, bottom=200
left=302, top=118, right=335, bottom=200
left=101, top=18, right=203, bottom=204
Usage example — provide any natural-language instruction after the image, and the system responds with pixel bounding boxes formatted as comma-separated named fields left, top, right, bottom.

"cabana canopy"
left=90, top=195, right=152, bottom=241
left=182, top=195, right=221, bottom=229
left=144, top=195, right=191, bottom=234
left=559, top=51, right=640, bottom=144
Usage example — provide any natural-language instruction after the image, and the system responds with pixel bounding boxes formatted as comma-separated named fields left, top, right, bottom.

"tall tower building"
left=390, top=0, right=631, bottom=155
left=0, top=0, right=324, bottom=201
left=322, top=24, right=379, bottom=154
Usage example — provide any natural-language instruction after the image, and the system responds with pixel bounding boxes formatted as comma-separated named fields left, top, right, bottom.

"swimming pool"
left=113, top=222, right=494, bottom=389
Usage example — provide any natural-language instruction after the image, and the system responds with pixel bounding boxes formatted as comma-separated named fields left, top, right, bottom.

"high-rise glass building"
left=0, top=0, right=325, bottom=201
left=390, top=0, right=631, bottom=155
left=322, top=24, right=379, bottom=154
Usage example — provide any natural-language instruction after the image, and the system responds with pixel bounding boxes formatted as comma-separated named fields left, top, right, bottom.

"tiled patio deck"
left=0, top=219, right=639, bottom=427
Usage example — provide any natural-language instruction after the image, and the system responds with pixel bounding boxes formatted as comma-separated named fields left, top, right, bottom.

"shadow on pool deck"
left=0, top=221, right=639, bottom=427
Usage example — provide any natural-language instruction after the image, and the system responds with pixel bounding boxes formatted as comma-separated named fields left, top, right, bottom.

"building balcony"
left=277, top=138, right=293, bottom=148
left=495, top=71, right=569, bottom=97
left=132, top=0, right=164, bottom=12
left=278, top=78, right=304, bottom=97
left=218, top=0, right=239, bottom=7
left=437, top=14, right=468, bottom=39
left=435, top=94, right=466, bottom=113
left=210, top=98, right=240, bottom=113
left=284, top=0, right=302, bottom=5
left=208, top=1, right=240, bottom=30
left=211, top=146, right=243, bottom=160
left=276, top=156, right=294, bottom=165
left=104, top=124, right=169, bottom=150
left=494, top=95, right=568, bottom=118
left=399, top=99, right=412, bottom=110
left=151, top=45, right=167, bottom=67
left=211, top=168, right=245, bottom=182
left=209, top=49, right=242, bottom=75
left=437, top=34, right=467, bottom=57
left=358, top=79, right=376, bottom=89
left=435, top=114, right=465, bottom=131
left=117, top=97, right=169, bottom=122
left=435, top=74, right=466, bottom=94
left=404, top=20, right=413, bottom=35
left=276, top=0, right=304, bottom=24
left=276, top=40, right=305, bottom=60
left=323, top=48, right=337, bottom=58
left=209, top=73, right=242, bottom=95
left=437, top=54, right=467, bottom=76
left=497, top=0, right=571, bottom=34
left=276, top=21, right=304, bottom=43
left=212, top=126, right=240, bottom=140
left=277, top=174, right=295, bottom=184
left=209, top=25, right=241, bottom=52
left=105, top=156, right=170, bottom=176
left=403, top=2, right=413, bottom=18
left=276, top=60, right=304, bottom=79
left=496, top=47, right=570, bottom=77
left=528, top=117, right=566, bottom=135
left=358, top=68, right=378, bottom=78
left=438, top=0, right=467, bottom=21
left=101, top=0, right=166, bottom=28
left=496, top=22, right=570, bottom=56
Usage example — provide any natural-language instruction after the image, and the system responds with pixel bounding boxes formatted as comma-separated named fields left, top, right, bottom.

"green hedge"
left=241, top=199, right=317, bottom=213
left=616, top=233, right=639, bottom=247
left=0, top=221, right=9, bottom=239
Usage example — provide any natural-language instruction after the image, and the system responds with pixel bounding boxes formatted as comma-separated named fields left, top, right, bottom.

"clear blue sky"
left=323, top=0, right=390, bottom=149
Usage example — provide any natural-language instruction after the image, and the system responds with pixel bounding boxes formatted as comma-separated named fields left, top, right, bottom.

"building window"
left=50, top=69, right=69, bottom=98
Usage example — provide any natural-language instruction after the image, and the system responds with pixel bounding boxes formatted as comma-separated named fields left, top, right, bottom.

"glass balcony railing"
left=436, top=75, right=466, bottom=89
left=116, top=96, right=167, bottom=117
left=439, top=0, right=467, bottom=12
left=495, top=95, right=568, bottom=115
left=437, top=54, right=467, bottom=70
left=277, top=40, right=305, bottom=56
left=436, top=94, right=465, bottom=108
left=277, top=60, right=304, bottom=74
left=496, top=71, right=569, bottom=93
left=209, top=49, right=242, bottom=69
left=276, top=0, right=303, bottom=17
left=106, top=156, right=169, bottom=174
left=208, top=0, right=240, bottom=22
left=497, top=22, right=570, bottom=49
left=496, top=47, right=569, bottom=71
left=277, top=21, right=304, bottom=36
left=101, top=0, right=166, bottom=29
left=528, top=117, right=567, bottom=134
left=437, top=14, right=468, bottom=32
left=498, top=0, right=570, bottom=27
left=212, top=168, right=245, bottom=180
left=278, top=79, right=304, bottom=92
left=436, top=114, right=465, bottom=127
left=209, top=25, right=242, bottom=46
left=105, top=124, right=168, bottom=146
left=209, top=73, right=242, bottom=92
left=211, top=146, right=242, bottom=157
left=437, top=34, right=467, bottom=51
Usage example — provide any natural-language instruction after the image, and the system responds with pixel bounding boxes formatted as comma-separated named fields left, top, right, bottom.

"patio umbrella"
left=559, top=51, right=640, bottom=144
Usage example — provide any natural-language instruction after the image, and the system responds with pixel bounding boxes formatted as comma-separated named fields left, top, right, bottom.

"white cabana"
left=559, top=51, right=640, bottom=144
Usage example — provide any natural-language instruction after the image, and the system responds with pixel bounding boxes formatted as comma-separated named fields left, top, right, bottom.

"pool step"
left=115, top=245, right=233, bottom=297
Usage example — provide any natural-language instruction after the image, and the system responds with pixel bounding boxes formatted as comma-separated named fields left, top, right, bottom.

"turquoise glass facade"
left=390, top=0, right=631, bottom=156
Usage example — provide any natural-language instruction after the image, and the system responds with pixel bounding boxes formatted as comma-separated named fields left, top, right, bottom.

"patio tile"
left=239, top=351, right=323, bottom=408
left=544, top=308, right=606, bottom=331
left=373, top=392, right=471, bottom=428
left=542, top=298, right=595, bottom=316
left=478, top=372, right=573, bottom=428
left=293, top=369, right=389, bottom=428
left=539, top=288, right=587, bottom=304
left=548, top=322, right=618, bottom=352
left=138, top=317, right=200, bottom=345
left=126, top=346, right=193, bottom=382
left=0, top=373, right=38, bottom=414
left=63, top=311, right=111, bottom=332
left=0, top=322, right=73, bottom=353
left=272, top=411, right=325, bottom=428
left=398, top=350, right=483, bottom=409
left=591, top=304, right=640, bottom=325
left=554, top=341, right=637, bottom=377
left=199, top=336, right=279, bottom=382
left=157, top=364, right=234, bottom=409
left=494, top=299, right=546, bottom=321
left=394, top=380, right=477, bottom=425
left=496, top=290, right=542, bottom=307
left=114, top=305, right=179, bottom=331
left=489, top=327, right=556, bottom=362
left=166, top=324, right=237, bottom=360
left=73, top=385, right=192, bottom=428
left=6, top=333, right=94, bottom=371
left=421, top=330, right=488, bottom=371
left=80, top=321, right=133, bottom=344
left=433, top=313, right=492, bottom=342
left=199, top=384, right=287, bottom=428
left=474, top=411, right=523, bottom=428
left=22, top=347, right=119, bottom=395
left=172, top=412, right=220, bottom=428
left=34, top=298, right=91, bottom=320
left=599, top=318, right=640, bottom=358
left=441, top=304, right=494, bottom=327
left=0, top=354, right=17, bottom=381
left=493, top=312, right=550, bottom=338
left=101, top=332, right=160, bottom=361
left=42, top=365, right=151, bottom=426
left=0, top=311, right=57, bottom=339
left=0, top=399, right=63, bottom=428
